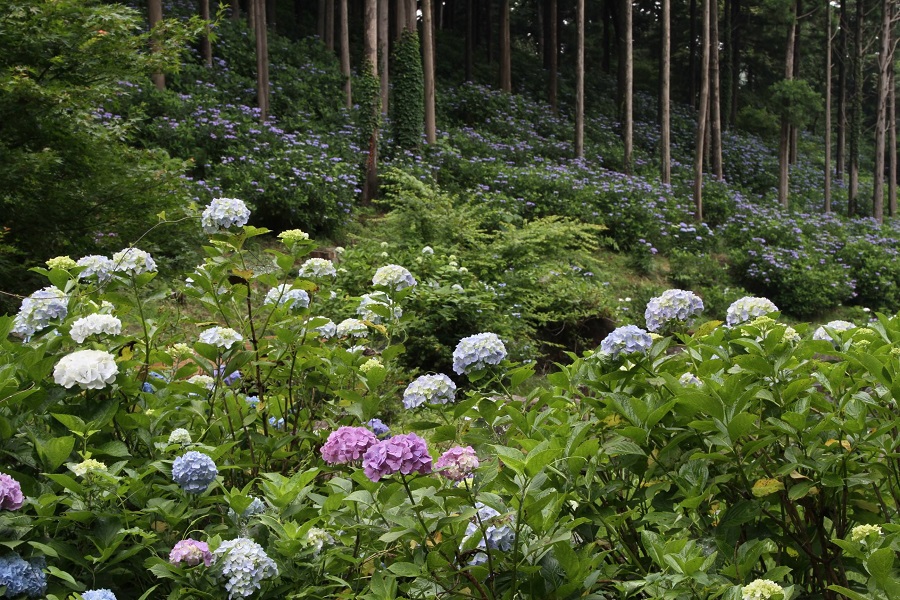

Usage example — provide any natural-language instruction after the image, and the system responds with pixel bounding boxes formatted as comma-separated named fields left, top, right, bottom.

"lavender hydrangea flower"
left=644, top=289, right=704, bottom=332
left=812, top=320, right=856, bottom=343
left=367, top=418, right=390, bottom=437
left=111, top=248, right=157, bottom=276
left=598, top=325, right=652, bottom=360
left=298, top=258, right=337, bottom=279
left=169, top=539, right=213, bottom=567
left=199, top=326, right=243, bottom=349
left=0, top=473, right=24, bottom=511
left=726, top=297, right=779, bottom=326
left=402, top=374, right=457, bottom=409
left=69, top=314, right=122, bottom=343
left=82, top=589, right=118, bottom=600
left=336, top=318, right=368, bottom=338
left=202, top=197, right=251, bottom=233
left=172, top=451, right=218, bottom=494
left=435, top=446, right=479, bottom=481
left=0, top=554, right=46, bottom=598
left=372, top=264, right=417, bottom=290
left=463, top=503, right=515, bottom=565
left=362, top=433, right=433, bottom=482
left=452, top=333, right=507, bottom=375
left=320, top=426, right=378, bottom=464
left=13, top=286, right=68, bottom=339
left=76, top=255, right=115, bottom=282
left=214, top=538, right=278, bottom=599
left=263, top=285, right=310, bottom=310
left=53, top=349, right=119, bottom=389
left=357, top=292, right=401, bottom=324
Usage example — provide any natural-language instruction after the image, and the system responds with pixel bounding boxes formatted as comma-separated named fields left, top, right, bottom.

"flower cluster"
left=46, top=255, right=76, bottom=270
left=464, top=503, right=515, bottom=565
left=726, top=296, right=778, bottom=326
left=202, top=197, right=251, bottom=233
left=360, top=358, right=383, bottom=373
left=168, top=428, right=192, bottom=445
left=850, top=523, right=883, bottom=542
left=812, top=320, right=856, bottom=343
left=172, top=451, right=218, bottom=494
left=82, top=589, right=118, bottom=600
left=13, top=286, right=68, bottom=339
left=76, top=255, right=115, bottom=282
left=199, top=326, right=243, bottom=349
left=299, top=257, right=337, bottom=278
left=644, top=289, right=704, bottom=332
left=740, top=579, right=784, bottom=600
left=357, top=292, right=401, bottom=323
left=70, top=314, right=122, bottom=343
left=264, top=285, right=310, bottom=310
left=0, top=473, right=24, bottom=510
left=278, top=229, right=309, bottom=243
left=53, top=349, right=118, bottom=389
left=214, top=538, right=278, bottom=599
left=336, top=318, right=368, bottom=338
left=306, top=317, right=336, bottom=338
left=320, top=426, right=378, bottom=464
left=435, top=446, right=479, bottom=481
left=70, top=459, right=107, bottom=478
left=0, top=554, right=47, bottom=598
left=362, top=433, right=433, bottom=482
left=403, top=373, right=457, bottom=409
left=367, top=418, right=390, bottom=437
left=372, top=264, right=417, bottom=290
left=111, top=247, right=157, bottom=276
left=305, top=528, right=332, bottom=555
left=188, top=374, right=215, bottom=389
left=679, top=372, right=702, bottom=387
left=452, top=332, right=507, bottom=375
left=598, top=325, right=652, bottom=360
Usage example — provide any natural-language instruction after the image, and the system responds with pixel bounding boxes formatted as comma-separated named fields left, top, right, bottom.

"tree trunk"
left=730, top=0, right=741, bottom=124
left=849, top=0, right=863, bottom=216
left=407, top=0, right=416, bottom=33
left=576, top=0, right=585, bottom=158
left=200, top=0, right=212, bottom=67
left=465, top=0, right=474, bottom=81
left=603, top=0, right=612, bottom=74
left=777, top=0, right=797, bottom=209
left=789, top=0, right=802, bottom=165
left=500, top=0, right=512, bottom=92
left=325, top=0, right=335, bottom=51
left=423, top=0, right=436, bottom=143
left=709, top=0, right=723, bottom=180
left=267, top=0, right=277, bottom=31
left=661, top=0, right=671, bottom=183
left=694, top=0, right=710, bottom=220
left=689, top=0, right=697, bottom=106
left=872, top=0, right=893, bottom=223
left=254, top=0, right=270, bottom=120
left=486, top=0, right=493, bottom=64
left=837, top=0, right=847, bottom=180
left=231, top=0, right=241, bottom=20
left=722, top=0, right=732, bottom=127
left=379, top=0, right=389, bottom=114
left=340, top=0, right=351, bottom=108
left=148, top=0, right=165, bottom=90
left=318, top=0, right=325, bottom=37
left=890, top=65, right=897, bottom=216
left=549, top=0, right=558, bottom=112
left=396, top=0, right=406, bottom=37
left=825, top=0, right=833, bottom=213
left=623, top=0, right=633, bottom=173
left=363, top=0, right=379, bottom=202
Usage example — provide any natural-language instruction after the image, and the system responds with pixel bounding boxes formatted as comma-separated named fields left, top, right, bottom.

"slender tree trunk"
left=849, top=0, right=863, bottom=215
left=689, top=0, right=698, bottom=106
left=407, top=0, right=416, bottom=32
left=825, top=0, right=833, bottom=213
left=396, top=0, right=406, bottom=37
left=465, top=0, right=474, bottom=80
left=576, top=0, right=585, bottom=158
left=318, top=0, right=325, bottom=37
left=379, top=0, right=389, bottom=114
left=340, top=0, right=351, bottom=108
left=148, top=0, right=165, bottom=90
left=363, top=0, right=379, bottom=202
left=694, top=0, right=710, bottom=220
left=777, top=0, right=797, bottom=209
left=500, top=0, right=512, bottom=92
left=661, top=0, right=671, bottom=183
left=872, top=0, right=893, bottom=223
left=730, top=0, right=741, bottom=124
left=710, top=0, right=723, bottom=180
left=549, top=0, right=558, bottom=112
left=537, top=0, right=545, bottom=64
left=789, top=0, right=802, bottom=165
left=423, top=0, right=436, bottom=143
left=624, top=0, right=633, bottom=173
left=890, top=66, right=897, bottom=216
left=200, top=0, right=213, bottom=67
left=325, top=0, right=335, bottom=51
left=253, top=0, right=270, bottom=120
left=837, top=0, right=847, bottom=179
left=722, top=0, right=732, bottom=126
left=231, top=0, right=241, bottom=20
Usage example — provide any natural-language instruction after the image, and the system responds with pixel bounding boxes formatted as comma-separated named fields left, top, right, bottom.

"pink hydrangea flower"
left=435, top=446, right=479, bottom=481
left=363, top=433, right=433, bottom=482
left=169, top=539, right=212, bottom=567
left=0, top=473, right=24, bottom=511
left=321, top=426, right=378, bottom=465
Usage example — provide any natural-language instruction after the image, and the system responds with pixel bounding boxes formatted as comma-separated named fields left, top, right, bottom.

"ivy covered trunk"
left=390, top=29, right=424, bottom=151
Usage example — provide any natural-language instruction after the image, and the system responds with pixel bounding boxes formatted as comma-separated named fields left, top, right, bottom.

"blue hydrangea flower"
left=111, top=248, right=157, bottom=276
left=76, top=255, right=115, bottom=282
left=0, top=554, right=47, bottom=598
left=463, top=503, right=515, bottom=565
left=201, top=197, right=251, bottom=233
left=12, top=286, right=68, bottom=339
left=263, top=285, right=310, bottom=310
left=214, top=538, right=279, bottom=599
left=305, top=317, right=336, bottom=339
left=172, top=451, right=218, bottom=494
left=599, top=325, right=652, bottom=360
left=403, top=374, right=457, bottom=408
left=245, top=395, right=260, bottom=409
left=372, top=264, right=417, bottom=291
left=644, top=289, right=704, bottom=332
left=229, top=497, right=266, bottom=522
left=726, top=297, right=778, bottom=326
left=367, top=418, right=390, bottom=437
left=82, top=590, right=118, bottom=600
left=452, top=333, right=507, bottom=375
left=269, top=417, right=285, bottom=430
left=141, top=382, right=155, bottom=393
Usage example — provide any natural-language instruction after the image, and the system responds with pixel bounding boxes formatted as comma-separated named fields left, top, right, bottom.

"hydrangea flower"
left=305, top=528, right=333, bottom=555
left=268, top=416, right=285, bottom=430
left=679, top=372, right=702, bottom=387
left=70, top=459, right=107, bottom=478
left=82, top=589, right=118, bottom=600
left=245, top=395, right=260, bottom=409
left=812, top=320, right=856, bottom=343
left=726, top=297, right=778, bottom=326
left=598, top=325, right=652, bottom=360
left=464, top=503, right=515, bottom=565
left=305, top=317, right=336, bottom=339
left=357, top=292, right=401, bottom=323
left=740, top=579, right=784, bottom=600
left=76, top=255, right=115, bottom=282
left=214, top=538, right=278, bottom=599
left=367, top=418, right=390, bottom=437
left=320, top=427, right=378, bottom=464
left=228, top=497, right=266, bottom=522
left=0, top=473, right=24, bottom=510
left=850, top=524, right=883, bottom=542
left=13, top=286, right=68, bottom=339
left=53, top=349, right=118, bottom=389
left=362, top=433, right=432, bottom=482
left=422, top=246, right=434, bottom=255
left=372, top=264, right=417, bottom=291
left=111, top=248, right=157, bottom=276
left=452, top=333, right=507, bottom=375
left=168, top=429, right=192, bottom=445
left=188, top=374, right=215, bottom=390
left=403, top=374, right=457, bottom=409
left=278, top=229, right=309, bottom=243
left=169, top=539, right=212, bottom=567
left=172, top=451, right=218, bottom=494
left=298, top=258, right=337, bottom=278
left=644, top=289, right=704, bottom=332
left=0, top=554, right=47, bottom=598
left=263, top=285, right=310, bottom=310
left=435, top=446, right=479, bottom=481
left=336, top=318, right=368, bottom=338
left=46, top=255, right=76, bottom=270
left=69, top=314, right=122, bottom=343
left=202, top=197, right=251, bottom=233
left=199, top=326, right=243, bottom=349
left=360, top=358, right=383, bottom=373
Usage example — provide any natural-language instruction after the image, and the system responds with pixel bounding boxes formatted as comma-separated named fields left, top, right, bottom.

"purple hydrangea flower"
left=435, top=446, right=479, bottom=481
left=0, top=473, right=24, bottom=511
left=169, top=539, right=213, bottom=567
left=367, top=418, right=390, bottom=437
left=362, top=433, right=433, bottom=482
left=320, top=426, right=378, bottom=464
left=172, top=451, right=218, bottom=494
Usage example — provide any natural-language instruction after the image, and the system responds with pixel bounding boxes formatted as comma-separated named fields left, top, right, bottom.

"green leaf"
left=386, top=562, right=421, bottom=577
left=866, top=547, right=895, bottom=584
left=827, top=585, right=872, bottom=600
left=38, top=436, right=75, bottom=471
left=51, top=413, right=86, bottom=434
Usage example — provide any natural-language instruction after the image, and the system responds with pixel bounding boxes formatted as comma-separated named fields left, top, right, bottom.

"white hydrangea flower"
left=202, top=197, right=251, bottom=233
left=357, top=292, right=401, bottom=324
left=304, top=317, right=336, bottom=339
left=263, top=285, right=310, bottom=310
left=421, top=246, right=434, bottom=255
left=53, top=349, right=118, bottom=390
left=644, top=289, right=704, bottom=332
left=188, top=374, right=215, bottom=389
left=741, top=579, right=784, bottom=600
left=850, top=524, right=883, bottom=542
left=198, top=326, right=243, bottom=349
left=305, top=528, right=333, bottom=555
left=112, top=248, right=157, bottom=276
left=782, top=326, right=801, bottom=343
left=168, top=428, right=192, bottom=445
left=13, top=286, right=68, bottom=339
left=812, top=320, right=856, bottom=343
left=726, top=297, right=778, bottom=326
left=372, top=264, right=417, bottom=291
left=76, top=255, right=115, bottom=282
left=452, top=333, right=507, bottom=375
left=336, top=318, right=368, bottom=338
left=298, top=258, right=337, bottom=279
left=403, top=373, right=457, bottom=408
left=679, top=372, right=702, bottom=387
left=70, top=458, right=107, bottom=478
left=69, top=314, right=122, bottom=343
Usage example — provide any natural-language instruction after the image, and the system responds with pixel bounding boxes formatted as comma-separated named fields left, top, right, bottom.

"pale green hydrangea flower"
left=850, top=524, right=883, bottom=542
left=741, top=579, right=784, bottom=600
